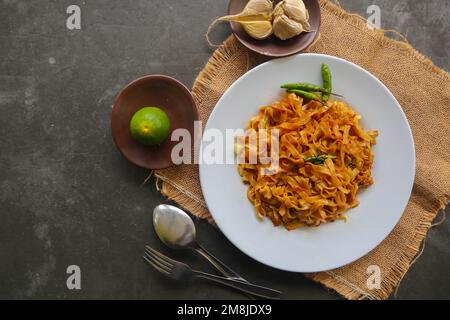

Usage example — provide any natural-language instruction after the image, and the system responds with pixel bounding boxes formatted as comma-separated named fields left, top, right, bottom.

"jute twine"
left=153, top=0, right=450, bottom=299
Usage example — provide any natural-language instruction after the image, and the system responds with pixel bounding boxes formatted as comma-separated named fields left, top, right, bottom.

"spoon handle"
left=195, top=244, right=247, bottom=282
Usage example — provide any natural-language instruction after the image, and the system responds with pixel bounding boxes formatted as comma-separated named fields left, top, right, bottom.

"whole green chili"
left=283, top=85, right=344, bottom=98
left=281, top=82, right=322, bottom=92
left=287, top=89, right=320, bottom=101
left=321, top=63, right=332, bottom=103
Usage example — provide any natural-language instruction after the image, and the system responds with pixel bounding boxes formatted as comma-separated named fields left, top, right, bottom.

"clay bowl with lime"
left=111, top=75, right=198, bottom=169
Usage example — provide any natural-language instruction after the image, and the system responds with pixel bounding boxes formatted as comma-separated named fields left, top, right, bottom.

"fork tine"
left=143, top=255, right=170, bottom=275
left=145, top=248, right=173, bottom=269
left=144, top=246, right=167, bottom=263
left=144, top=251, right=172, bottom=272
left=145, top=245, right=178, bottom=265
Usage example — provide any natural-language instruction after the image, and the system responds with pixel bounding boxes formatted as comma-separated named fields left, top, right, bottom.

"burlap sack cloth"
left=156, top=0, right=450, bottom=299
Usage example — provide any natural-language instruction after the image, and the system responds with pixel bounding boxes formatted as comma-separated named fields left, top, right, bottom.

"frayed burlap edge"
left=155, top=0, right=450, bottom=300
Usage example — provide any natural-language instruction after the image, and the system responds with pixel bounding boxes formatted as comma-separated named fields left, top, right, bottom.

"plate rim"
left=199, top=53, right=416, bottom=272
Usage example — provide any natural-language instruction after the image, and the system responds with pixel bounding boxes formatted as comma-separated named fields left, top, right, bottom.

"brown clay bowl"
left=111, top=75, right=198, bottom=169
left=228, top=0, right=321, bottom=57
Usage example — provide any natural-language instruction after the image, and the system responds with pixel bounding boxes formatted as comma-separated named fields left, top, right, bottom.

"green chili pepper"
left=282, top=83, right=344, bottom=98
left=287, top=89, right=320, bottom=101
left=281, top=82, right=322, bottom=92
left=304, top=154, right=336, bottom=165
left=321, top=63, right=332, bottom=103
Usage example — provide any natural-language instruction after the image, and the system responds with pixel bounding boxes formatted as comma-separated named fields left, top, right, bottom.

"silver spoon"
left=152, top=204, right=246, bottom=282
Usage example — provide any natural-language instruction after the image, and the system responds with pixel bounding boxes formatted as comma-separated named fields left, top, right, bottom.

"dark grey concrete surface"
left=0, top=0, right=448, bottom=300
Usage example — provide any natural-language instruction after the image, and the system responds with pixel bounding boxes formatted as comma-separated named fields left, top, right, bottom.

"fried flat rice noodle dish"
left=237, top=93, right=378, bottom=230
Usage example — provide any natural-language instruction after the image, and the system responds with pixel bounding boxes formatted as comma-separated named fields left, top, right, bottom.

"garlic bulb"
left=272, top=0, right=310, bottom=40
left=216, top=0, right=274, bottom=40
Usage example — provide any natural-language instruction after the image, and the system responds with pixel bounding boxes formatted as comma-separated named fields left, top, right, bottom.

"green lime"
left=130, top=107, right=170, bottom=146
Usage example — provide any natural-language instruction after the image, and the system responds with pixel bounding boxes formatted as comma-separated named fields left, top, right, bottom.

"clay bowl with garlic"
left=228, top=0, right=321, bottom=57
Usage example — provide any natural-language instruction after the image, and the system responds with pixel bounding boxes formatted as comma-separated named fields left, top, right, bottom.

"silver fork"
left=143, top=246, right=282, bottom=300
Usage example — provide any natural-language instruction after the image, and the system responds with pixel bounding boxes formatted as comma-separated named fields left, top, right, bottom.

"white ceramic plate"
left=199, top=54, right=415, bottom=272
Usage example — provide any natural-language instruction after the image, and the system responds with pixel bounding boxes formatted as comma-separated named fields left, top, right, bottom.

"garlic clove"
left=272, top=0, right=311, bottom=39
left=244, top=0, right=274, bottom=16
left=273, top=14, right=305, bottom=40
left=284, top=0, right=309, bottom=23
left=242, top=21, right=273, bottom=40
left=300, top=19, right=311, bottom=32
left=273, top=1, right=285, bottom=17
